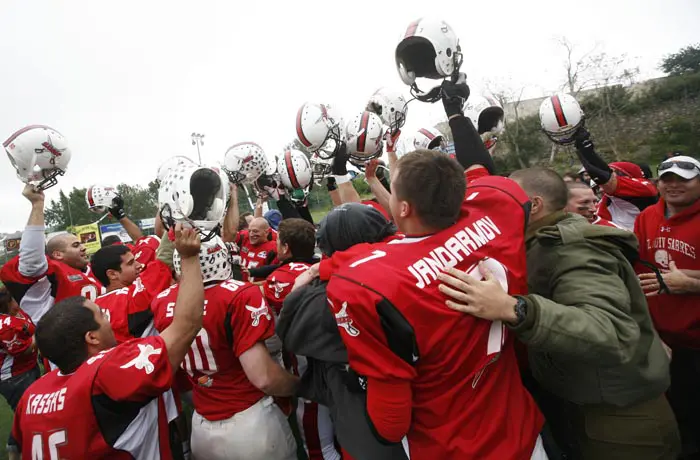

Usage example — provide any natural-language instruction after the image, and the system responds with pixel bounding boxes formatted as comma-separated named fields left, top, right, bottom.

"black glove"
left=331, top=142, right=349, bottom=176
left=326, top=176, right=337, bottom=192
left=573, top=128, right=612, bottom=185
left=109, top=195, right=126, bottom=220
left=441, top=73, right=470, bottom=118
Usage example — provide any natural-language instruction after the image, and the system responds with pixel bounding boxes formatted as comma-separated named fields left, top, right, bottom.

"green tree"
left=661, top=44, right=700, bottom=76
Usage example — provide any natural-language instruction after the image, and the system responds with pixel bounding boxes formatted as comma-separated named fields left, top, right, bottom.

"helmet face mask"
left=539, top=94, right=585, bottom=145
left=4, top=125, right=72, bottom=190
left=367, top=88, right=409, bottom=134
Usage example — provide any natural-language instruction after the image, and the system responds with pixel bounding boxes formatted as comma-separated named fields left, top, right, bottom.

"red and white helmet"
left=4, top=125, right=72, bottom=190
left=173, top=235, right=232, bottom=283
left=464, top=95, right=505, bottom=135
left=366, top=88, right=408, bottom=133
left=412, top=127, right=446, bottom=151
left=539, top=93, right=585, bottom=145
left=85, top=185, right=119, bottom=214
left=346, top=111, right=385, bottom=163
left=156, top=156, right=195, bottom=183
left=295, top=102, right=345, bottom=158
left=395, top=18, right=462, bottom=99
left=158, top=162, right=230, bottom=241
left=277, top=149, right=313, bottom=193
left=222, top=142, right=269, bottom=185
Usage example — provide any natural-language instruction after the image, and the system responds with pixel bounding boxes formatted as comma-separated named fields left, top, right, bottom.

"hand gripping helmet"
left=539, top=93, right=585, bottom=145
left=158, top=163, right=229, bottom=242
left=295, top=102, right=345, bottom=159
left=277, top=149, right=313, bottom=202
left=156, top=156, right=195, bottom=184
left=346, top=112, right=385, bottom=163
left=412, top=127, right=446, bottom=151
left=366, top=88, right=408, bottom=134
left=173, top=235, right=232, bottom=284
left=4, top=125, right=72, bottom=190
left=85, top=185, right=120, bottom=214
left=395, top=18, right=463, bottom=101
left=309, top=153, right=334, bottom=185
left=222, top=142, right=269, bottom=185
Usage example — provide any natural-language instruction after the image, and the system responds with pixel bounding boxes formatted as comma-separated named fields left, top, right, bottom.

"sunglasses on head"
left=658, top=160, right=700, bottom=174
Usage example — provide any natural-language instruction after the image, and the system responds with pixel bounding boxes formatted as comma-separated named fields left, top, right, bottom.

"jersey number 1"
left=32, top=430, right=66, bottom=460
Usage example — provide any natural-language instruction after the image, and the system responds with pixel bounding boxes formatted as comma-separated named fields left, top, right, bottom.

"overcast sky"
left=0, top=0, right=697, bottom=232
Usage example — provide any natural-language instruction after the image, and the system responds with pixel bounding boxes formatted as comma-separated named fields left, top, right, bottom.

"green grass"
left=0, top=397, right=11, bottom=460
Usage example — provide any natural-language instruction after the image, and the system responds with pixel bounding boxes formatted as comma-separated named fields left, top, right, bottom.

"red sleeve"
left=94, top=335, right=173, bottom=402
left=133, top=236, right=161, bottom=266
left=610, top=176, right=658, bottom=198
left=366, top=378, right=412, bottom=442
left=136, top=260, right=173, bottom=299
left=326, top=276, right=417, bottom=382
left=0, top=315, right=35, bottom=356
left=0, top=255, right=49, bottom=285
left=12, top=396, right=26, bottom=448
left=633, top=210, right=653, bottom=274
left=231, top=285, right=275, bottom=357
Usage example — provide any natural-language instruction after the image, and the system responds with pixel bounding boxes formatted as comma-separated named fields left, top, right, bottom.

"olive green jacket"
left=511, top=212, right=670, bottom=407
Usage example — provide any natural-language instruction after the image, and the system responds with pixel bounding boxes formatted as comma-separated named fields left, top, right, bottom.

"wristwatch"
left=513, top=296, right=528, bottom=325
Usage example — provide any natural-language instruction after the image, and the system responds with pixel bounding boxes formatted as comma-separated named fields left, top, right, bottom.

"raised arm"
left=159, top=224, right=205, bottom=372
left=109, top=195, right=144, bottom=242
left=223, top=183, right=240, bottom=243
left=19, top=184, right=48, bottom=278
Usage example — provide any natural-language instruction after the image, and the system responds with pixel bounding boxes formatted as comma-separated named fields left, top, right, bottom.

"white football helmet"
left=395, top=18, right=462, bottom=99
left=464, top=95, right=505, bottom=135
left=3, top=125, right=72, bottom=190
left=86, top=185, right=120, bottom=214
left=277, top=149, right=313, bottom=202
left=346, top=112, right=385, bottom=163
left=158, top=163, right=229, bottom=241
left=295, top=102, right=345, bottom=159
left=539, top=93, right=585, bottom=145
left=157, top=156, right=195, bottom=183
left=173, top=235, right=232, bottom=284
left=412, top=127, right=446, bottom=151
left=366, top=88, right=408, bottom=133
left=222, top=142, right=269, bottom=185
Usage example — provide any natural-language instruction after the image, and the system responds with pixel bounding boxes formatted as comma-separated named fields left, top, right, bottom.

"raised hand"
left=173, top=223, right=201, bottom=259
left=22, top=184, right=45, bottom=204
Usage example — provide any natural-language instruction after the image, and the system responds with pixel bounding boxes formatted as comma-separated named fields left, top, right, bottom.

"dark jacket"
left=277, top=280, right=408, bottom=460
left=511, top=212, right=670, bottom=407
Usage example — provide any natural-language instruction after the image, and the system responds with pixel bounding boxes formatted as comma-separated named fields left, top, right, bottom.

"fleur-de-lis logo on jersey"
left=120, top=343, right=162, bottom=375
left=268, top=277, right=290, bottom=299
left=329, top=299, right=360, bottom=337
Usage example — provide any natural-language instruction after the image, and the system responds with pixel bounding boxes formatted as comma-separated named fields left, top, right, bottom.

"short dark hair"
left=510, top=168, right=568, bottom=212
left=101, top=235, right=122, bottom=246
left=0, top=287, right=13, bottom=314
left=393, top=150, right=466, bottom=230
left=36, top=296, right=100, bottom=374
left=566, top=182, right=591, bottom=192
left=90, top=245, right=131, bottom=286
left=278, top=218, right=316, bottom=260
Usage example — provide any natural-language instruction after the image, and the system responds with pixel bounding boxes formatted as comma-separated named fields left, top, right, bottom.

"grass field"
left=0, top=398, right=11, bottom=460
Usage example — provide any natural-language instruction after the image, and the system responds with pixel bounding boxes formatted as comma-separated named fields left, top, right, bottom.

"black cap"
left=316, top=203, right=396, bottom=256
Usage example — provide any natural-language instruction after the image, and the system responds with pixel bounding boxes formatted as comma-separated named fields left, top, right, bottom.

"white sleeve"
left=18, top=225, right=48, bottom=278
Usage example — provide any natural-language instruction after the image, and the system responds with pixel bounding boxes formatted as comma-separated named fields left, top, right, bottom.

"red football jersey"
left=0, top=256, right=105, bottom=323
left=127, top=235, right=161, bottom=266
left=151, top=279, right=275, bottom=420
left=634, top=198, right=700, bottom=349
left=597, top=175, right=658, bottom=230
left=13, top=335, right=176, bottom=459
left=592, top=216, right=624, bottom=229
left=326, top=175, right=542, bottom=459
left=236, top=232, right=278, bottom=282
left=0, top=310, right=37, bottom=381
left=264, top=261, right=311, bottom=315
left=95, top=260, right=173, bottom=343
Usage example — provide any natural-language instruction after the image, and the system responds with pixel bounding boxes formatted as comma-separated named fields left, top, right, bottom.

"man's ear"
left=399, top=199, right=411, bottom=219
left=85, top=329, right=100, bottom=347
left=106, top=268, right=120, bottom=282
left=51, top=250, right=64, bottom=260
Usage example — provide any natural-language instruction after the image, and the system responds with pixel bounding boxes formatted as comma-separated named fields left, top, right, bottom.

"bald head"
left=46, top=233, right=89, bottom=270
left=248, top=217, right=270, bottom=245
left=510, top=168, right=568, bottom=220
left=46, top=233, right=72, bottom=256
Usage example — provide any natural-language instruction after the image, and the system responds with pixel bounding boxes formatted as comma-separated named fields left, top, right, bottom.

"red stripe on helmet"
left=296, top=106, right=312, bottom=147
left=357, top=112, right=370, bottom=153
left=285, top=150, right=301, bottom=189
left=3, top=125, right=52, bottom=148
left=418, top=128, right=436, bottom=140
left=551, top=95, right=569, bottom=127
left=320, top=104, right=328, bottom=119
left=404, top=20, right=420, bottom=38
left=87, top=187, right=95, bottom=208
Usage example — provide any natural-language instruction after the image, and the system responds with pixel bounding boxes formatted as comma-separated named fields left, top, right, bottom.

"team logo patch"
left=197, top=375, right=214, bottom=388
left=67, top=274, right=83, bottom=282
left=257, top=251, right=267, bottom=259
left=329, top=299, right=360, bottom=337
left=120, top=343, right=162, bottom=375
left=269, top=277, right=290, bottom=299
left=245, top=300, right=271, bottom=327
left=241, top=246, right=249, bottom=254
